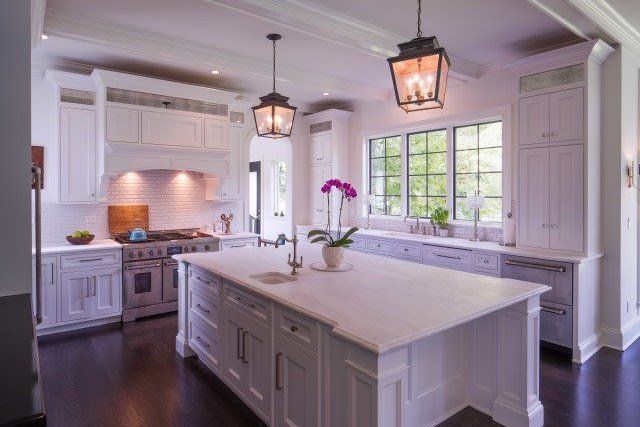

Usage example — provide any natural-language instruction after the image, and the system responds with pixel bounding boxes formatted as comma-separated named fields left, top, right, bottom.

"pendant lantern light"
left=252, top=34, right=297, bottom=139
left=387, top=0, right=451, bottom=112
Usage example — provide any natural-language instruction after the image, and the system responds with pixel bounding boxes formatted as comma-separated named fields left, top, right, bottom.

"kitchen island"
left=174, top=244, right=549, bottom=427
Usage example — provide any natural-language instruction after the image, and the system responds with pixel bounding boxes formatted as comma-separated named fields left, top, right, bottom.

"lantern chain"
left=417, top=0, right=422, bottom=38
left=272, top=37, right=277, bottom=93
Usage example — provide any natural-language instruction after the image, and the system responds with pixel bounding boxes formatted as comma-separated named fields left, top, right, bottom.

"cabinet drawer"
left=60, top=250, right=121, bottom=270
left=220, top=238, right=257, bottom=251
left=540, top=302, right=572, bottom=348
left=276, top=308, right=318, bottom=351
left=422, top=245, right=473, bottom=272
left=391, top=241, right=422, bottom=261
left=367, top=238, right=391, bottom=255
left=188, top=267, right=220, bottom=298
left=474, top=253, right=499, bottom=272
left=501, top=256, right=573, bottom=305
left=225, top=283, right=271, bottom=326
left=348, top=235, right=367, bottom=251
left=189, top=317, right=220, bottom=373
left=189, top=289, right=219, bottom=332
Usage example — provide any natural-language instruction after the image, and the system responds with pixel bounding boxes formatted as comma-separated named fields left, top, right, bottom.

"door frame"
left=249, top=161, right=262, bottom=234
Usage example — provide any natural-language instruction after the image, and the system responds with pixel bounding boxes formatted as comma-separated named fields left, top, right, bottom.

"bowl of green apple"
left=66, top=230, right=94, bottom=245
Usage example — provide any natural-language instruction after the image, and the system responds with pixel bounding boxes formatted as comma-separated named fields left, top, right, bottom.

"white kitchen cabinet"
left=59, top=106, right=97, bottom=203
left=204, top=116, right=229, bottom=150
left=274, top=337, right=318, bottom=427
left=518, top=88, right=583, bottom=146
left=549, top=144, right=584, bottom=252
left=93, top=266, right=122, bottom=317
left=32, top=256, right=57, bottom=326
left=310, top=164, right=331, bottom=225
left=106, top=105, right=140, bottom=143
left=223, top=306, right=248, bottom=394
left=60, top=269, right=93, bottom=322
left=141, top=110, right=202, bottom=148
left=242, top=318, right=272, bottom=419
left=518, top=147, right=550, bottom=249
left=309, top=131, right=331, bottom=165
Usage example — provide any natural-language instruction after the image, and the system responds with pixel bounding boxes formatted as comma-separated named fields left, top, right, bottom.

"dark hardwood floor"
left=38, top=314, right=640, bottom=427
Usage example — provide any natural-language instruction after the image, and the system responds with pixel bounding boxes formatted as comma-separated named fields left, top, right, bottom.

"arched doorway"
left=248, top=135, right=293, bottom=240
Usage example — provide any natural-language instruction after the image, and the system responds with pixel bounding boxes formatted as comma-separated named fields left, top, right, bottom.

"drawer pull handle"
left=235, top=297, right=256, bottom=308
left=237, top=327, right=243, bottom=359
left=275, top=352, right=283, bottom=390
left=290, top=324, right=298, bottom=332
left=434, top=253, right=461, bottom=260
left=195, top=303, right=210, bottom=313
left=404, top=248, right=409, bottom=252
left=195, top=336, right=210, bottom=348
left=242, top=331, right=249, bottom=363
left=504, top=260, right=566, bottom=273
left=541, top=305, right=567, bottom=315
left=80, top=257, right=103, bottom=262
left=125, top=263, right=161, bottom=270
left=196, top=276, right=211, bottom=284
left=483, top=260, right=489, bottom=263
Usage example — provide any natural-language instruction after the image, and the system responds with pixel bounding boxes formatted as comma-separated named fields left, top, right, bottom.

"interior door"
left=60, top=270, right=92, bottom=322
left=518, top=93, right=549, bottom=145
left=93, top=266, right=121, bottom=317
left=518, top=147, right=550, bottom=248
left=249, top=161, right=261, bottom=234
left=549, top=144, right=583, bottom=252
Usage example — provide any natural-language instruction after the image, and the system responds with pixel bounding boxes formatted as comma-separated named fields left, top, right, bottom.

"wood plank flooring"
left=38, top=314, right=640, bottom=426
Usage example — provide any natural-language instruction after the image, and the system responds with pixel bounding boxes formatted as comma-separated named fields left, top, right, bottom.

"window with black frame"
left=407, top=129, right=447, bottom=218
left=369, top=135, right=402, bottom=216
left=453, top=121, right=503, bottom=222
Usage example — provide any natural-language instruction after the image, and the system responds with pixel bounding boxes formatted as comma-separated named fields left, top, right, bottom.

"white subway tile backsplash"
left=39, top=170, right=240, bottom=245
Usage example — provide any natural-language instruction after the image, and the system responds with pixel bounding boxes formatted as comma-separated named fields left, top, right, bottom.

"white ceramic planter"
left=439, top=228, right=449, bottom=238
left=322, top=245, right=344, bottom=268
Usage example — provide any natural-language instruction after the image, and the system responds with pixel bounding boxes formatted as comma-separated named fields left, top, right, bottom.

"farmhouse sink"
left=249, top=271, right=297, bottom=285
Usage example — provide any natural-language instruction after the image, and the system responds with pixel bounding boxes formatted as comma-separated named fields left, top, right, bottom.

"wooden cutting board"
left=108, top=205, right=149, bottom=235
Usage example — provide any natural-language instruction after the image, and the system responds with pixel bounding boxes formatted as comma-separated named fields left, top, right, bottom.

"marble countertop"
left=211, top=232, right=260, bottom=240
left=295, top=224, right=602, bottom=263
left=34, top=239, right=122, bottom=255
left=175, top=244, right=549, bottom=354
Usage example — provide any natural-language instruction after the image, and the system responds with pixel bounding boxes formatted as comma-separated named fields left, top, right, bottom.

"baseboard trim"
left=36, top=315, right=121, bottom=336
left=493, top=398, right=544, bottom=427
left=600, top=315, right=640, bottom=351
left=573, top=332, right=602, bottom=364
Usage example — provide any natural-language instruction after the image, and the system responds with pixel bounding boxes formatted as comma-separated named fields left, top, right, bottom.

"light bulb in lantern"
left=426, top=74, right=434, bottom=98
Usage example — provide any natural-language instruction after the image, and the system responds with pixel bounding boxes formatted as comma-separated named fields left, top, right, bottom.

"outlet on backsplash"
left=84, top=216, right=96, bottom=223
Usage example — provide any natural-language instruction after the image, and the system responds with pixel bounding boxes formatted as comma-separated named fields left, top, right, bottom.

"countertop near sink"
left=210, top=232, right=260, bottom=240
left=295, top=224, right=603, bottom=264
left=33, top=239, right=122, bottom=256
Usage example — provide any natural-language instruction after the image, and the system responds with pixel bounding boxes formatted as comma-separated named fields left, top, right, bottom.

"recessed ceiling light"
left=41, top=34, right=48, bottom=40
left=322, top=92, right=330, bottom=96
left=211, top=70, right=220, bottom=75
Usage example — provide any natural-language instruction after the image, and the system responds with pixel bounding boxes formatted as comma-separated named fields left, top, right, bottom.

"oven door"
left=162, top=258, right=179, bottom=302
left=123, top=259, right=163, bottom=309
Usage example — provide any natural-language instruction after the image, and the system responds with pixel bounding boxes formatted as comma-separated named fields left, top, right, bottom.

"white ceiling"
left=35, top=0, right=583, bottom=110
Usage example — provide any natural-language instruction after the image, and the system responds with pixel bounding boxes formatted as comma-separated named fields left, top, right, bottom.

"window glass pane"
left=479, top=172, right=502, bottom=197
left=427, top=197, right=447, bottom=217
left=480, top=198, right=502, bottom=222
left=371, top=158, right=385, bottom=176
left=371, top=196, right=385, bottom=214
left=388, top=196, right=402, bottom=215
left=370, top=177, right=385, bottom=195
left=386, top=137, right=401, bottom=156
left=409, top=155, right=426, bottom=175
left=409, top=176, right=426, bottom=196
left=409, top=196, right=427, bottom=217
left=408, top=133, right=426, bottom=154
left=479, top=147, right=502, bottom=172
left=479, top=122, right=502, bottom=148
left=455, top=125, right=477, bottom=150
left=370, top=139, right=385, bottom=157
left=427, top=175, right=446, bottom=196
left=455, top=174, right=476, bottom=197
left=428, top=130, right=446, bottom=152
left=455, top=197, right=474, bottom=220
left=427, top=152, right=446, bottom=174
left=455, top=150, right=478, bottom=173
left=386, top=177, right=401, bottom=196
left=386, top=157, right=401, bottom=176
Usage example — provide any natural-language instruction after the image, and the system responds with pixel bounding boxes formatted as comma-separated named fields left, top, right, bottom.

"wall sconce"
left=626, top=161, right=637, bottom=189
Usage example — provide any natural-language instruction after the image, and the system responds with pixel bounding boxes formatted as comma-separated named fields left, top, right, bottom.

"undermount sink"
left=249, top=271, right=297, bottom=285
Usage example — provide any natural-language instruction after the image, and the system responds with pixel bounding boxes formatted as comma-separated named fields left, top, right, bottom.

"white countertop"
left=175, top=244, right=549, bottom=354
left=296, top=224, right=602, bottom=263
left=35, top=239, right=122, bottom=255
left=211, top=232, right=260, bottom=241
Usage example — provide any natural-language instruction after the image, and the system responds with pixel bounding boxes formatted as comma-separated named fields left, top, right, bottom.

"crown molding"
left=31, top=0, right=47, bottom=49
left=44, top=7, right=390, bottom=103
left=206, top=0, right=482, bottom=82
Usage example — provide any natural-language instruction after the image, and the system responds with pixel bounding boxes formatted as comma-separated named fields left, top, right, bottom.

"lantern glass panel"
left=254, top=104, right=296, bottom=138
left=391, top=51, right=449, bottom=112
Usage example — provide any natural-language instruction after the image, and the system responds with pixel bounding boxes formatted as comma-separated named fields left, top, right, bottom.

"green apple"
left=80, top=230, right=90, bottom=237
left=71, top=231, right=82, bottom=238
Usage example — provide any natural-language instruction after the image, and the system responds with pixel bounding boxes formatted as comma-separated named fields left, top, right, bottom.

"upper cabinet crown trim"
left=106, top=88, right=228, bottom=117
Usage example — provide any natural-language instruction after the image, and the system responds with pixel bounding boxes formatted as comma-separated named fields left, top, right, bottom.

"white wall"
left=0, top=0, right=32, bottom=297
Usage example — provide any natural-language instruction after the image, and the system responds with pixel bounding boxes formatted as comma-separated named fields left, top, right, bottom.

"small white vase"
left=439, top=228, right=449, bottom=238
left=322, top=245, right=344, bottom=268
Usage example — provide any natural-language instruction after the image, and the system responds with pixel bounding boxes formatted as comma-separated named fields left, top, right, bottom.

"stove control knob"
left=129, top=252, right=135, bottom=258
left=138, top=251, right=143, bottom=257
left=157, top=249, right=163, bottom=255
left=191, top=246, right=197, bottom=251
left=204, top=245, right=210, bottom=251
left=149, top=250, right=154, bottom=256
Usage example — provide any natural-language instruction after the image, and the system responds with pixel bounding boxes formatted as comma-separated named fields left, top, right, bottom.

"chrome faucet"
left=404, top=216, right=427, bottom=235
left=284, top=235, right=303, bottom=275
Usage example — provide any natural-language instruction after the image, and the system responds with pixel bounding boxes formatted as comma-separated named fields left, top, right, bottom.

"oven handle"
left=124, top=262, right=161, bottom=270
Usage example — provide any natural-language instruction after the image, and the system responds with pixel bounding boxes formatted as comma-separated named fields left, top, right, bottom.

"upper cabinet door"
left=549, top=88, right=583, bottom=143
left=310, top=165, right=330, bottom=225
left=59, top=107, right=97, bottom=203
left=106, top=106, right=140, bottom=143
left=309, top=132, right=331, bottom=165
left=519, top=93, right=550, bottom=145
left=549, top=144, right=584, bottom=252
left=141, top=110, right=202, bottom=148
left=204, top=117, right=229, bottom=150
left=93, top=266, right=122, bottom=317
left=518, top=147, right=550, bottom=249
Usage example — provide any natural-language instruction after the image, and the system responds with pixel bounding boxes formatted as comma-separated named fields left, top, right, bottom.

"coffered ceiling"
left=34, top=0, right=586, bottom=111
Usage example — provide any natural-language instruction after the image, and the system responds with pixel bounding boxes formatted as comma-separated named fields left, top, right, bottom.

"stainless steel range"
left=114, top=229, right=218, bottom=322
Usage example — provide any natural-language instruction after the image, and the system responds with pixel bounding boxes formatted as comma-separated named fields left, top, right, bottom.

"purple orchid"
left=311, top=178, right=359, bottom=245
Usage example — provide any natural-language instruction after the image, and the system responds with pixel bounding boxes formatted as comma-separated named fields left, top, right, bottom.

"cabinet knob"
left=542, top=133, right=547, bottom=138
left=550, top=131, right=556, bottom=136
left=290, top=324, right=298, bottom=332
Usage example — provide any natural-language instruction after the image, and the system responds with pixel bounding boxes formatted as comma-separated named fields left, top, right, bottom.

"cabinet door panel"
left=549, top=88, right=583, bottom=142
left=60, top=271, right=92, bottom=322
left=141, top=110, right=202, bottom=147
left=275, top=339, right=318, bottom=427
left=518, top=94, right=549, bottom=145
left=223, top=306, right=248, bottom=394
left=60, top=107, right=97, bottom=202
left=204, top=117, right=229, bottom=150
left=309, top=132, right=331, bottom=165
left=518, top=148, right=550, bottom=248
left=94, top=266, right=122, bottom=317
left=244, top=320, right=272, bottom=419
left=219, top=126, right=242, bottom=199
left=310, top=165, right=330, bottom=225
left=32, top=256, right=57, bottom=326
left=549, top=145, right=583, bottom=252
left=106, top=106, right=140, bottom=143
